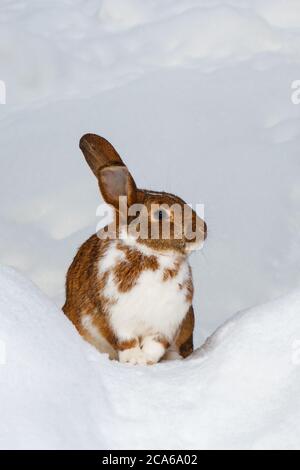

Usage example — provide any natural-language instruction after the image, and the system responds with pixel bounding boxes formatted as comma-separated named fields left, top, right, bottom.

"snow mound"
left=0, top=266, right=299, bottom=450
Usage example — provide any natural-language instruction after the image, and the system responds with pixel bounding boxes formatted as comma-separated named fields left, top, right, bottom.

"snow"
left=0, top=266, right=299, bottom=450
left=0, top=0, right=300, bottom=449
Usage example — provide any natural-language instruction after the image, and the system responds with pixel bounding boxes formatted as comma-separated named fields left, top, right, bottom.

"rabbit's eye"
left=153, top=209, right=169, bottom=221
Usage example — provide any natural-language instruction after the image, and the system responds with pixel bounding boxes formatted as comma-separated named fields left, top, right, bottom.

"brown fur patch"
left=114, top=243, right=159, bottom=292
left=163, top=258, right=182, bottom=281
left=185, top=276, right=194, bottom=304
left=155, top=336, right=170, bottom=350
left=179, top=335, right=194, bottom=358
left=63, top=236, right=118, bottom=348
left=117, top=339, right=138, bottom=351
left=175, top=306, right=195, bottom=358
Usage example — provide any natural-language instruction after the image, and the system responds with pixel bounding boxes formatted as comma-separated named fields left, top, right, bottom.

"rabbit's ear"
left=98, top=165, right=137, bottom=209
left=79, top=134, right=123, bottom=177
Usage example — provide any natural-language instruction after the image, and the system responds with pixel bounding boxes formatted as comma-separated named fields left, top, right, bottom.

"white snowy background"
left=0, top=0, right=300, bottom=450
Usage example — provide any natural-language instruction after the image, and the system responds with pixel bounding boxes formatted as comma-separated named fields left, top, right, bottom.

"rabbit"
left=63, top=134, right=207, bottom=365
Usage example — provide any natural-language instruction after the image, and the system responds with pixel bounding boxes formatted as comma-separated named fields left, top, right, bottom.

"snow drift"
left=0, top=266, right=299, bottom=450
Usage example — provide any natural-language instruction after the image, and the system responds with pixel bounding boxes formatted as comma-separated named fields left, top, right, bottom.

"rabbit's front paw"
left=141, top=336, right=166, bottom=365
left=119, top=346, right=149, bottom=365
left=118, top=337, right=167, bottom=365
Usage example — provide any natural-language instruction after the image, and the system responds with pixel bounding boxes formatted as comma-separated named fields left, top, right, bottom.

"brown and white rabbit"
left=63, top=134, right=207, bottom=365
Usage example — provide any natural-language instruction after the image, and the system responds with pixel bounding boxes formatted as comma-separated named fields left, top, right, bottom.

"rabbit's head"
left=80, top=134, right=207, bottom=254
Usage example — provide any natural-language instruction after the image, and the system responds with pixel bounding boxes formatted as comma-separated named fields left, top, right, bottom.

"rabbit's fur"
left=63, top=134, right=207, bottom=365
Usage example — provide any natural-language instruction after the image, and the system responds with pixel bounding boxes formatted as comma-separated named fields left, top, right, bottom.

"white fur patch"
left=98, top=241, right=125, bottom=274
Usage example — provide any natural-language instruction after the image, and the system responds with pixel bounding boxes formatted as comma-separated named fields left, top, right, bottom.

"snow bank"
left=0, top=266, right=299, bottom=450
left=0, top=266, right=103, bottom=450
